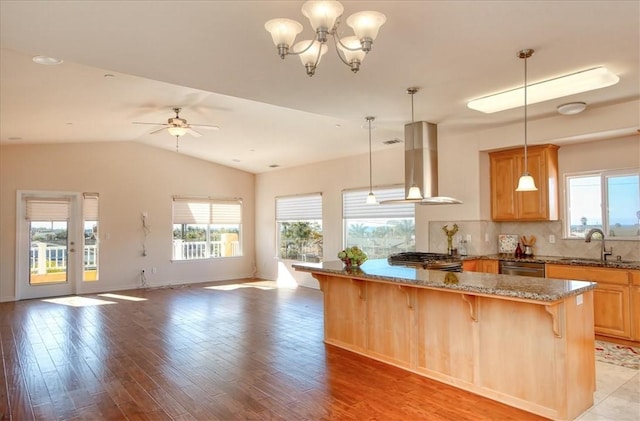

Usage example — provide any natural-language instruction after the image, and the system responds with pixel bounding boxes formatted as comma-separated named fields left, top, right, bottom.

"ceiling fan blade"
left=132, top=121, right=166, bottom=126
left=191, top=124, right=220, bottom=130
left=186, top=128, right=202, bottom=138
left=149, top=127, right=169, bottom=135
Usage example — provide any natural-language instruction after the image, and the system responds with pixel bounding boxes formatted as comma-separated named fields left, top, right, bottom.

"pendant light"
left=406, top=87, right=423, bottom=199
left=365, top=116, right=378, bottom=204
left=516, top=49, right=538, bottom=192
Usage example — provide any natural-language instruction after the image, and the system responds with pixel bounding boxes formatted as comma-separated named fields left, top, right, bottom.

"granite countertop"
left=463, top=254, right=640, bottom=270
left=293, top=259, right=596, bottom=303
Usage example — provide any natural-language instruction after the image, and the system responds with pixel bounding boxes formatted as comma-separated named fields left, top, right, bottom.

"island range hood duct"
left=382, top=121, right=462, bottom=205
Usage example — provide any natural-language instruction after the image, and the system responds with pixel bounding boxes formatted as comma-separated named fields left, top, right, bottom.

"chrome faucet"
left=585, top=228, right=613, bottom=261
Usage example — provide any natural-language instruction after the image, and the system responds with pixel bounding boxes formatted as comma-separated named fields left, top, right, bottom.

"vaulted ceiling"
left=1, top=1, right=638, bottom=173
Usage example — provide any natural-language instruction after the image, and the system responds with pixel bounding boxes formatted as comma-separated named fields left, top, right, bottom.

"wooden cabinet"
left=463, top=259, right=498, bottom=274
left=631, top=271, right=640, bottom=341
left=490, top=144, right=559, bottom=221
left=546, top=264, right=631, bottom=340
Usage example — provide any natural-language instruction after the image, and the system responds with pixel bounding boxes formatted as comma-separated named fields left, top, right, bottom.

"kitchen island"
left=293, top=259, right=597, bottom=421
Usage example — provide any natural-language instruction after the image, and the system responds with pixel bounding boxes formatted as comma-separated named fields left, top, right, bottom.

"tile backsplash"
left=429, top=220, right=640, bottom=262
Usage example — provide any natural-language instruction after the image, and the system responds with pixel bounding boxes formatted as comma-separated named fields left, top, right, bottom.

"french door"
left=16, top=191, right=82, bottom=300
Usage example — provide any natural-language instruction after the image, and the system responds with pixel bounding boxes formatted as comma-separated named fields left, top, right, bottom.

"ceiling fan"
left=133, top=107, right=219, bottom=138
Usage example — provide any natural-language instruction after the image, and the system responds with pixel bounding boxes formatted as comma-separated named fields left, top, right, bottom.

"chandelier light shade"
left=467, top=66, right=619, bottom=113
left=294, top=40, right=328, bottom=74
left=365, top=116, right=378, bottom=205
left=515, top=48, right=538, bottom=192
left=265, top=0, right=386, bottom=76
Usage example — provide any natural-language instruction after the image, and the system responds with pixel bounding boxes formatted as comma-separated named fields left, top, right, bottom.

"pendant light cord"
left=368, top=117, right=373, bottom=193
left=523, top=53, right=528, bottom=174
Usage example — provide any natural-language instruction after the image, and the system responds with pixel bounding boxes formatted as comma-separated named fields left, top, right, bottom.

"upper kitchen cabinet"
left=490, top=144, right=559, bottom=221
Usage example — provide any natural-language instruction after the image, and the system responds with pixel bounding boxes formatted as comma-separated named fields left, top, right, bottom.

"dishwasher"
left=499, top=261, right=545, bottom=277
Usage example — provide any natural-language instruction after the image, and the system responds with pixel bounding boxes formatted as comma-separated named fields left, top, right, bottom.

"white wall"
left=0, top=141, right=256, bottom=301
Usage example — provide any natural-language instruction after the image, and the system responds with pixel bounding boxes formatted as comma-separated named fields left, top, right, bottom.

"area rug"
left=595, top=340, right=640, bottom=370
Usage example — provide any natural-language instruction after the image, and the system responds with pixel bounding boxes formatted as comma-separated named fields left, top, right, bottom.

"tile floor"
left=578, top=361, right=639, bottom=420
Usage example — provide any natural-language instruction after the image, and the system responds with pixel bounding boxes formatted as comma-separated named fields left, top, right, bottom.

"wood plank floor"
left=0, top=279, right=547, bottom=420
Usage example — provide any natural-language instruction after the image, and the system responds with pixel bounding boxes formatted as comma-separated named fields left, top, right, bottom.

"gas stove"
left=387, top=252, right=462, bottom=272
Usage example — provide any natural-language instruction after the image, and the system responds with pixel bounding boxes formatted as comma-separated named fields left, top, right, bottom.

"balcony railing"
left=172, top=240, right=241, bottom=260
left=30, top=243, right=97, bottom=274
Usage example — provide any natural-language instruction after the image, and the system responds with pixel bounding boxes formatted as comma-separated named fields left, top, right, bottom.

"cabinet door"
left=490, top=154, right=517, bottom=220
left=489, top=145, right=558, bottom=221
left=478, top=260, right=499, bottom=274
left=516, top=149, right=548, bottom=220
left=631, top=286, right=640, bottom=341
left=594, top=284, right=631, bottom=339
left=462, top=260, right=478, bottom=272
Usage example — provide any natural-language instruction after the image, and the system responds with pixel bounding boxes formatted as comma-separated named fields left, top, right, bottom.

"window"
left=83, top=193, right=99, bottom=281
left=172, top=197, right=242, bottom=260
left=565, top=170, right=640, bottom=239
left=343, top=186, right=415, bottom=259
left=276, top=193, right=322, bottom=262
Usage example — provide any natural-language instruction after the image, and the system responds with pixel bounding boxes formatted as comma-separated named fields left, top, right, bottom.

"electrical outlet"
left=549, top=235, right=556, bottom=244
left=152, top=267, right=157, bottom=274
left=466, top=234, right=472, bottom=242
left=142, top=211, right=148, bottom=218
left=485, top=233, right=489, bottom=242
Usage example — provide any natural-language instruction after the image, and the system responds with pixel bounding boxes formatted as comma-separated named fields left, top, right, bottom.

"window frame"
left=172, top=197, right=243, bottom=261
left=564, top=168, right=640, bottom=240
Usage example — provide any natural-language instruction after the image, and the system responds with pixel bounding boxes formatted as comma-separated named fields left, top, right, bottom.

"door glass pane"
left=30, top=220, right=68, bottom=285
left=83, top=220, right=98, bottom=281
left=607, top=174, right=640, bottom=238
left=83, top=193, right=99, bottom=281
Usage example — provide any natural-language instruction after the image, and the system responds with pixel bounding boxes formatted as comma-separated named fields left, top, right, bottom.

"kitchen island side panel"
left=311, top=272, right=595, bottom=421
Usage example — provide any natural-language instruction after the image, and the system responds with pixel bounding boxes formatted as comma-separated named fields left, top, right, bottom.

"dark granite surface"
left=463, top=254, right=640, bottom=270
left=293, top=259, right=596, bottom=303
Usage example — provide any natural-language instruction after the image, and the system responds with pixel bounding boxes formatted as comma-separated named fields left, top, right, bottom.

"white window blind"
left=343, top=187, right=413, bottom=219
left=276, top=193, right=322, bottom=221
left=83, top=193, right=99, bottom=220
left=173, top=198, right=242, bottom=224
left=26, top=199, right=70, bottom=221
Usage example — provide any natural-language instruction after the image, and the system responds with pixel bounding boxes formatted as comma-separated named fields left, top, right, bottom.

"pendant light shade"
left=365, top=116, right=378, bottom=204
left=516, top=49, right=538, bottom=192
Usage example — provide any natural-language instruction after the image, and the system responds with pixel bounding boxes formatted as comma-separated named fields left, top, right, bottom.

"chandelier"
left=265, top=1, right=386, bottom=76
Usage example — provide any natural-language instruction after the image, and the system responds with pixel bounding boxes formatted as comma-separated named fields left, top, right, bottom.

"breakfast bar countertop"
left=462, top=254, right=640, bottom=270
left=293, top=259, right=596, bottom=303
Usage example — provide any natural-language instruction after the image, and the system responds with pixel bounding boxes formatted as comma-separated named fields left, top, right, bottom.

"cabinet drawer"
left=630, top=271, right=640, bottom=286
left=545, top=264, right=629, bottom=285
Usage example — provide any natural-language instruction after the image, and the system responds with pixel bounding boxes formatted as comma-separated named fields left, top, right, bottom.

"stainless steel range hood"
left=382, top=121, right=462, bottom=205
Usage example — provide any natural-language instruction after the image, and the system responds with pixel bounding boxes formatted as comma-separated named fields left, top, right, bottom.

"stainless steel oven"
left=499, top=261, right=545, bottom=277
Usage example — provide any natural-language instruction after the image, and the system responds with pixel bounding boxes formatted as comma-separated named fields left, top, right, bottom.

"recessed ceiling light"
left=232, top=159, right=241, bottom=162
left=32, top=55, right=63, bottom=65
left=104, top=73, right=115, bottom=78
left=269, top=164, right=280, bottom=168
left=468, top=66, right=619, bottom=113
left=383, top=138, right=402, bottom=145
left=8, top=137, right=23, bottom=141
left=557, top=102, right=587, bottom=115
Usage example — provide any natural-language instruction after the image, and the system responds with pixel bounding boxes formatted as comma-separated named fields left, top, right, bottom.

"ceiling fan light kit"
left=132, top=108, right=219, bottom=151
left=265, top=0, right=386, bottom=76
